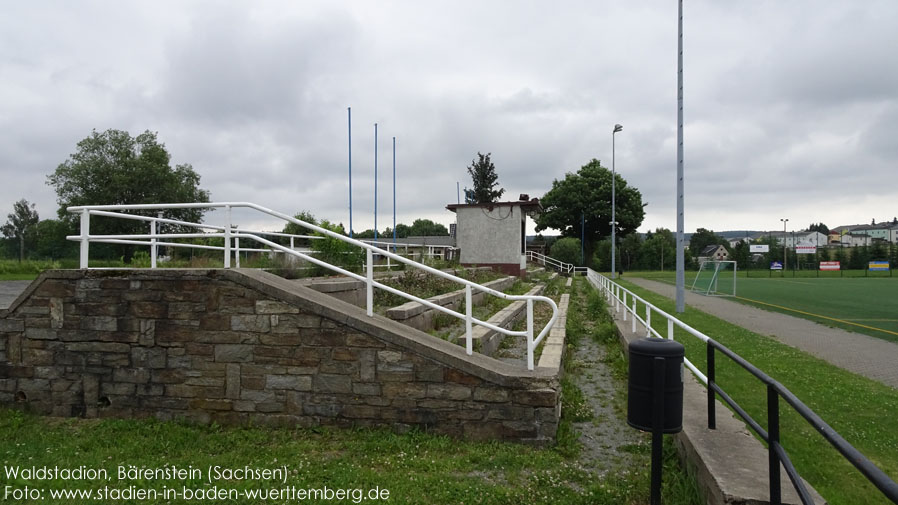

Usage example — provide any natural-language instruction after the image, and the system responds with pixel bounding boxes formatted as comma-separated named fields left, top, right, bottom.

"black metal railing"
left=706, top=338, right=898, bottom=504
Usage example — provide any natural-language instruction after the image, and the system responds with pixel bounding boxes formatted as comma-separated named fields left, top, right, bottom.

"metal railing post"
left=465, top=285, right=473, bottom=355
left=623, top=292, right=628, bottom=321
left=224, top=205, right=232, bottom=268
left=79, top=209, right=90, bottom=269
left=150, top=218, right=157, bottom=268
left=768, top=386, right=782, bottom=505
left=632, top=300, right=637, bottom=333
left=366, top=248, right=374, bottom=317
left=707, top=344, right=716, bottom=429
left=646, top=305, right=652, bottom=337
left=526, top=298, right=534, bottom=370
left=615, top=286, right=620, bottom=312
left=235, top=232, right=241, bottom=268
left=667, top=319, right=674, bottom=340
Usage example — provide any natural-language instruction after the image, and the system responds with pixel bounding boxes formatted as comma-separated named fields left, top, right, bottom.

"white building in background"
left=754, top=231, right=828, bottom=248
left=446, top=197, right=542, bottom=277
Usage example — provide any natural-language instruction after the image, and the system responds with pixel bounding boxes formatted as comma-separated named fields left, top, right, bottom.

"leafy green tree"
left=808, top=222, right=829, bottom=235
left=536, top=159, right=644, bottom=264
left=688, top=228, right=727, bottom=259
left=1, top=199, right=40, bottom=261
left=548, top=237, right=581, bottom=267
left=310, top=220, right=364, bottom=273
left=619, top=233, right=643, bottom=271
left=280, top=211, right=317, bottom=248
left=394, top=223, right=411, bottom=239
left=47, top=129, right=210, bottom=260
left=640, top=228, right=676, bottom=270
left=35, top=219, right=77, bottom=260
left=409, top=219, right=449, bottom=237
left=591, top=239, right=620, bottom=273
left=466, top=152, right=504, bottom=204
left=731, top=240, right=750, bottom=269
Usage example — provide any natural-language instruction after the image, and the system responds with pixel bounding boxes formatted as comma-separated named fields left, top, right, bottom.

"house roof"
left=699, top=244, right=724, bottom=256
left=446, top=198, right=542, bottom=213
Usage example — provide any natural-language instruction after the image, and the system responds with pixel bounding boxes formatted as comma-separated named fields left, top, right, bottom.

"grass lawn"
left=630, top=270, right=898, bottom=342
left=614, top=278, right=898, bottom=505
left=0, top=273, right=38, bottom=281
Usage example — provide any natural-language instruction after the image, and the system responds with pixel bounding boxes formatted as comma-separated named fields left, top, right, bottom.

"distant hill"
left=528, top=230, right=766, bottom=243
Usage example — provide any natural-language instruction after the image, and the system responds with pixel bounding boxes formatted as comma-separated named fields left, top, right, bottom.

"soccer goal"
left=691, top=260, right=737, bottom=296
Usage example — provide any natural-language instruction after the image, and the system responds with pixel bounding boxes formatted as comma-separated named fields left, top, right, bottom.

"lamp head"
left=613, top=124, right=623, bottom=133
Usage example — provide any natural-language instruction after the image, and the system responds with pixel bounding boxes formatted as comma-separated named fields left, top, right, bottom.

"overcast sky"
left=2, top=1, right=897, bottom=236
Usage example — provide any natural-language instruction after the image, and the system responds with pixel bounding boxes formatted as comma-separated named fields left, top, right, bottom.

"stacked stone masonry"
left=0, top=269, right=560, bottom=444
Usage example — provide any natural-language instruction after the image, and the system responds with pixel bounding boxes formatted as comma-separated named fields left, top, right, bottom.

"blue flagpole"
left=374, top=123, right=378, bottom=241
left=348, top=107, right=352, bottom=237
left=393, top=136, right=396, bottom=249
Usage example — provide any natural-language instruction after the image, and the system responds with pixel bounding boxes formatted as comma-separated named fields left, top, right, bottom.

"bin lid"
left=628, top=337, right=684, bottom=357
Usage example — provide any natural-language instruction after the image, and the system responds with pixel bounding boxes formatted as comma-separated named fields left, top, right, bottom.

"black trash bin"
left=627, top=337, right=684, bottom=433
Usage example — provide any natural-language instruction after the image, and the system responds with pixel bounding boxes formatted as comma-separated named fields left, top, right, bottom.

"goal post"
left=691, top=260, right=737, bottom=296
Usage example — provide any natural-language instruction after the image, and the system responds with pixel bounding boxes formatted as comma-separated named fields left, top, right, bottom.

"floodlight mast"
left=675, top=0, right=686, bottom=313
left=612, top=123, right=622, bottom=279
left=781, top=218, right=789, bottom=272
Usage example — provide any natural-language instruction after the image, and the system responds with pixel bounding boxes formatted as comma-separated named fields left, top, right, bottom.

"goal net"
left=691, top=260, right=737, bottom=296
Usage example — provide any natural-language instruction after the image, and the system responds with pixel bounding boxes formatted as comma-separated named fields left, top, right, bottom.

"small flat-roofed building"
left=446, top=198, right=542, bottom=277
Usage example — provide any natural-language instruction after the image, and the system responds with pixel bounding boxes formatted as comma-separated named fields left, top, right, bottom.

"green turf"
left=630, top=271, right=898, bottom=343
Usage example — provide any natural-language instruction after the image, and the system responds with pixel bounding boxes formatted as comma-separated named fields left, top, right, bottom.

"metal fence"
left=66, top=202, right=558, bottom=370
left=588, top=269, right=898, bottom=505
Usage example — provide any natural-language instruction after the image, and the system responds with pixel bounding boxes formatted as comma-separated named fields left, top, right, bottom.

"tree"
left=35, top=219, right=77, bottom=260
left=808, top=222, right=829, bottom=235
left=548, top=237, right=581, bottom=267
left=536, top=159, right=645, bottom=265
left=688, top=228, right=727, bottom=259
left=47, top=129, right=210, bottom=260
left=466, top=152, right=504, bottom=204
left=408, top=219, right=449, bottom=237
left=1, top=199, right=40, bottom=261
left=640, top=228, right=676, bottom=271
left=619, top=233, right=643, bottom=271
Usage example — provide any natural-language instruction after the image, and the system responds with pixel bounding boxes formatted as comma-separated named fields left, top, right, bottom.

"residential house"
left=698, top=244, right=729, bottom=262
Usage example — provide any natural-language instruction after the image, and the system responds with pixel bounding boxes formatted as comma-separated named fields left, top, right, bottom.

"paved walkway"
left=626, top=278, right=898, bottom=390
left=0, top=280, right=32, bottom=310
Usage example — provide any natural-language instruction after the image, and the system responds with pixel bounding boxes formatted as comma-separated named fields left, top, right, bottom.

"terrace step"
left=462, top=285, right=545, bottom=357
left=384, top=276, right=516, bottom=331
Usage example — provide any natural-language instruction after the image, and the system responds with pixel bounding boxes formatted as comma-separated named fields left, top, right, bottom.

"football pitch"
left=633, top=272, right=898, bottom=343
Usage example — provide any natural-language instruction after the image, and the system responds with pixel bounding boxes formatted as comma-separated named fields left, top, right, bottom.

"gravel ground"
left=565, top=326, right=647, bottom=474
left=626, top=277, right=898, bottom=389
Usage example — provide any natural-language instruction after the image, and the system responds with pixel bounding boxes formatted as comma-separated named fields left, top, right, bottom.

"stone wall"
left=0, top=269, right=560, bottom=444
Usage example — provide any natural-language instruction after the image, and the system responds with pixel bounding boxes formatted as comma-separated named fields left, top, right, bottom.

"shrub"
left=549, top=237, right=582, bottom=266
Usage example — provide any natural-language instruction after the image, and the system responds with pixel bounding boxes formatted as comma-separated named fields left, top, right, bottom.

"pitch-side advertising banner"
left=795, top=244, right=817, bottom=254
left=750, top=244, right=769, bottom=253
left=869, top=261, right=890, bottom=271
left=819, top=261, right=840, bottom=271
left=770, top=261, right=783, bottom=270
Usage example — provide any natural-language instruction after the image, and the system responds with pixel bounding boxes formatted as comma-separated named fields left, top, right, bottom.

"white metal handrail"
left=359, top=239, right=457, bottom=269
left=525, top=250, right=587, bottom=275
left=584, top=268, right=710, bottom=383
left=66, top=202, right=558, bottom=370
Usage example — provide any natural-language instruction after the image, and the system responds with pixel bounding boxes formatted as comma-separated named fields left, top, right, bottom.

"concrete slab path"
left=626, top=277, right=898, bottom=389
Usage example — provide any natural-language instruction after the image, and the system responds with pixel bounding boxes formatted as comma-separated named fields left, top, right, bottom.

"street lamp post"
left=780, top=218, right=789, bottom=274
left=612, top=123, right=623, bottom=278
